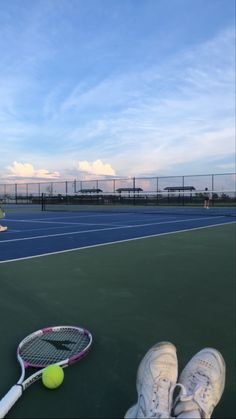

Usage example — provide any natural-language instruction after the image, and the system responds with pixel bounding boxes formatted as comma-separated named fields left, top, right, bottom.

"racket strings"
left=20, top=329, right=91, bottom=366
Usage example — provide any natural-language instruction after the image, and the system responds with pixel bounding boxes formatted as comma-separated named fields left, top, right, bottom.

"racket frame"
left=0, top=325, right=92, bottom=418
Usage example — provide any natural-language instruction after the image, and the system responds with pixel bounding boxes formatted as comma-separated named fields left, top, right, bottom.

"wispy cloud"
left=0, top=1, right=235, bottom=181
left=40, top=27, right=235, bottom=176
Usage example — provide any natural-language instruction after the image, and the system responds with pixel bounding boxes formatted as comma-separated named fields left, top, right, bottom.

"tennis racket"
left=0, top=325, right=93, bottom=418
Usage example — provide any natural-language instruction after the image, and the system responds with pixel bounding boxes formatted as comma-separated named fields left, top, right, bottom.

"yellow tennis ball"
left=42, top=365, right=64, bottom=389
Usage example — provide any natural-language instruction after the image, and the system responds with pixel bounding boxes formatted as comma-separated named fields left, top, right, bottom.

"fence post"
left=15, top=183, right=17, bottom=204
left=133, top=177, right=136, bottom=205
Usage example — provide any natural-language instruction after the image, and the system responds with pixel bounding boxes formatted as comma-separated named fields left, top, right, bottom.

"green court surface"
left=0, top=223, right=235, bottom=418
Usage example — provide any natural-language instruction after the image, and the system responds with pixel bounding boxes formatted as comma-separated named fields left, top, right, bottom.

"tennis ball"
left=42, top=364, right=64, bottom=389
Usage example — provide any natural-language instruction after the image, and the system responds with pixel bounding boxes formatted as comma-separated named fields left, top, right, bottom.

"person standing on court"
left=203, top=187, right=210, bottom=209
left=0, top=205, right=7, bottom=232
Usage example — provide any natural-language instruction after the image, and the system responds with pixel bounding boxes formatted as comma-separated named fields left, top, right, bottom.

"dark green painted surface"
left=0, top=223, right=235, bottom=418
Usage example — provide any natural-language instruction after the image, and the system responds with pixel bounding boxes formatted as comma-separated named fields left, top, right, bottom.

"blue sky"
left=0, top=0, right=235, bottom=182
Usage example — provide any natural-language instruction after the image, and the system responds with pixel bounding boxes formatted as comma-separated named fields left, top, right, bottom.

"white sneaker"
left=0, top=225, right=7, bottom=232
left=125, top=342, right=178, bottom=418
left=173, top=348, right=226, bottom=419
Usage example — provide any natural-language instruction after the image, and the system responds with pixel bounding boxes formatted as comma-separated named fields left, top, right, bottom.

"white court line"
left=2, top=216, right=176, bottom=233
left=5, top=218, right=118, bottom=227
left=4, top=213, right=177, bottom=224
left=4, top=212, right=130, bottom=222
left=2, top=225, right=122, bottom=234
left=0, top=221, right=235, bottom=264
left=0, top=215, right=227, bottom=243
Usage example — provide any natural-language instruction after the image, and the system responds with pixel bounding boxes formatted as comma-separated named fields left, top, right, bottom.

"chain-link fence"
left=0, top=173, right=235, bottom=204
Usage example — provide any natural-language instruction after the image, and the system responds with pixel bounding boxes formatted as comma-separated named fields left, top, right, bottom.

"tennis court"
left=0, top=205, right=235, bottom=418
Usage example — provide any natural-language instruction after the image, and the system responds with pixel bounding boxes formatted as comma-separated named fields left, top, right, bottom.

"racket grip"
left=0, top=385, right=22, bottom=418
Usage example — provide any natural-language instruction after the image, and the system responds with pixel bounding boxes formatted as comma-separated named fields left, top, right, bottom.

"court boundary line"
left=0, top=221, right=235, bottom=264
left=0, top=215, right=226, bottom=243
left=5, top=218, right=120, bottom=226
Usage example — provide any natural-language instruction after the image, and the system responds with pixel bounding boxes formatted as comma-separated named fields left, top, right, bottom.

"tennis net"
left=41, top=190, right=236, bottom=218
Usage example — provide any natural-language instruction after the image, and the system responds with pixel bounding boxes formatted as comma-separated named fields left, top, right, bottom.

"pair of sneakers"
left=125, top=342, right=225, bottom=419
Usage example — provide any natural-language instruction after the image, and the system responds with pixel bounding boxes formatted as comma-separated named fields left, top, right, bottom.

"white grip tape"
left=0, top=385, right=23, bottom=418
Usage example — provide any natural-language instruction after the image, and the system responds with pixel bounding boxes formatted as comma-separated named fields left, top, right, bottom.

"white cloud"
left=77, top=160, right=116, bottom=176
left=6, top=161, right=60, bottom=179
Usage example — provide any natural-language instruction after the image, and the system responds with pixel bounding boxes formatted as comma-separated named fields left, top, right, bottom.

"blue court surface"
left=0, top=209, right=235, bottom=262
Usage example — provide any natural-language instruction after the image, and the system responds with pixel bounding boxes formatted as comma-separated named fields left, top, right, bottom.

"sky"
left=0, top=0, right=235, bottom=183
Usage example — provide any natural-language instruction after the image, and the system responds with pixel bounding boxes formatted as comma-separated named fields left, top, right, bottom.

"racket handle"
left=0, top=385, right=22, bottom=418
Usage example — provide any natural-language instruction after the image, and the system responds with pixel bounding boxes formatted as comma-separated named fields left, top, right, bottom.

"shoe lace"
left=149, top=376, right=175, bottom=418
left=174, top=371, right=213, bottom=418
